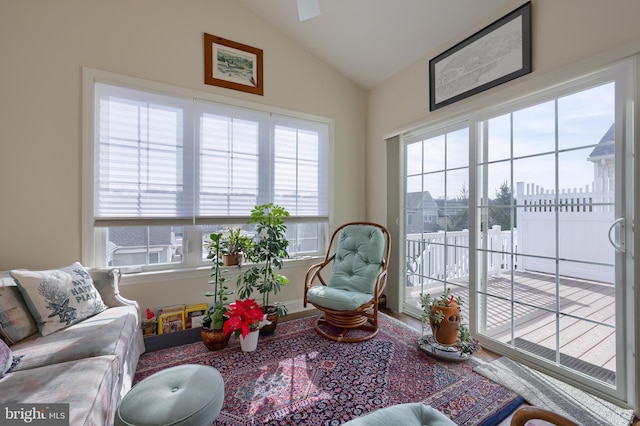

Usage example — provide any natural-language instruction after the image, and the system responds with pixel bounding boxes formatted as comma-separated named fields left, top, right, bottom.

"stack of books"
left=155, top=303, right=209, bottom=334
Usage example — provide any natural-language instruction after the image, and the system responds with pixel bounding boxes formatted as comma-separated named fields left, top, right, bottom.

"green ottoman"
left=116, top=364, right=224, bottom=426
left=342, top=403, right=455, bottom=426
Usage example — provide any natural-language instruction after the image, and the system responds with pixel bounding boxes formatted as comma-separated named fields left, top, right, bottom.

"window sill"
left=119, top=255, right=323, bottom=286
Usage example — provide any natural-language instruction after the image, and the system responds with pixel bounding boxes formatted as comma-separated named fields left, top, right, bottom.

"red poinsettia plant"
left=222, top=298, right=264, bottom=338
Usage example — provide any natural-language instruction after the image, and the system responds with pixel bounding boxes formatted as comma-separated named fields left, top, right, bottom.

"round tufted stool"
left=116, top=364, right=224, bottom=426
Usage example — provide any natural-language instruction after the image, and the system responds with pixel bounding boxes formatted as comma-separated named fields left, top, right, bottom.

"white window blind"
left=273, top=115, right=329, bottom=217
left=198, top=103, right=265, bottom=217
left=93, top=82, right=329, bottom=227
left=95, top=84, right=190, bottom=222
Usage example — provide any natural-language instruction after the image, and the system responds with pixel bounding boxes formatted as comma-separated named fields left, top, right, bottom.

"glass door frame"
left=471, top=60, right=634, bottom=405
left=400, top=58, right=636, bottom=408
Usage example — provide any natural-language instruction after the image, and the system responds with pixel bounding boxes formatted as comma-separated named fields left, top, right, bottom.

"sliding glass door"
left=476, top=76, right=628, bottom=393
left=402, top=60, right=634, bottom=404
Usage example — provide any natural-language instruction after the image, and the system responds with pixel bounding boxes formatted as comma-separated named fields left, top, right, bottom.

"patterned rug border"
left=136, top=313, right=523, bottom=425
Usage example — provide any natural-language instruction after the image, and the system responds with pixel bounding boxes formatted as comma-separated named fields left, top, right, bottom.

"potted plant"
left=221, top=227, right=253, bottom=266
left=238, top=203, right=290, bottom=335
left=223, top=298, right=267, bottom=352
left=420, top=288, right=479, bottom=354
left=201, top=232, right=234, bottom=351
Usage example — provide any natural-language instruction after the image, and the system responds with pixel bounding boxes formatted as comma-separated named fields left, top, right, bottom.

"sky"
left=406, top=82, right=615, bottom=200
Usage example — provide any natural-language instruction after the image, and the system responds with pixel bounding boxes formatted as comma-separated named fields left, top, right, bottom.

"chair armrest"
left=375, top=269, right=388, bottom=298
left=511, top=406, right=578, bottom=426
left=303, top=256, right=335, bottom=307
left=89, top=268, right=141, bottom=324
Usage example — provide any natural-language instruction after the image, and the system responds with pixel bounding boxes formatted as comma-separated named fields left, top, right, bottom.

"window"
left=84, top=70, right=330, bottom=271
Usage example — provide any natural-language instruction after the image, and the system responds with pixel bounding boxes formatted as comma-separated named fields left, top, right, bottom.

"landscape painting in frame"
left=204, top=33, right=263, bottom=96
left=429, top=1, right=531, bottom=111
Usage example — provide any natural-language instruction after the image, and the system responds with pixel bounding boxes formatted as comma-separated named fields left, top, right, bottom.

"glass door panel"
left=477, top=80, right=620, bottom=389
left=403, top=127, right=470, bottom=316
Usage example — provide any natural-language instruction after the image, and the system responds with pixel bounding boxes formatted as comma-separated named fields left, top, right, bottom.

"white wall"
left=0, top=0, right=366, bottom=311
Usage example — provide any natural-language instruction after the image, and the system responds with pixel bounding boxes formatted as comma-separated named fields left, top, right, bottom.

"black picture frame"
left=429, top=2, right=532, bottom=111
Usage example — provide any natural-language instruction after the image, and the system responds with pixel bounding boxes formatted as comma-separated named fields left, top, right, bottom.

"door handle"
left=608, top=217, right=626, bottom=253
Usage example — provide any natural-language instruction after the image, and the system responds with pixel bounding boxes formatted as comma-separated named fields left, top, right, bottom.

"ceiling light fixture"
left=296, top=0, right=320, bottom=21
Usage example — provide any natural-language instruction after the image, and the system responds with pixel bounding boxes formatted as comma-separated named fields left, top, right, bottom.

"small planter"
left=222, top=253, right=243, bottom=266
left=201, top=326, right=231, bottom=351
left=430, top=303, right=460, bottom=345
left=239, top=329, right=260, bottom=352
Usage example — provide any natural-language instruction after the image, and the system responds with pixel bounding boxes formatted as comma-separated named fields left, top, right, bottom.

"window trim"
left=82, top=67, right=333, bottom=270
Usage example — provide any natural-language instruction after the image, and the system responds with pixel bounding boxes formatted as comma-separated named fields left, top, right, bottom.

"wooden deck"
left=406, top=270, right=616, bottom=382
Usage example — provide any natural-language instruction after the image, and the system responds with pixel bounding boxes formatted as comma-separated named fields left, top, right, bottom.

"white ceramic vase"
left=239, top=329, right=260, bottom=352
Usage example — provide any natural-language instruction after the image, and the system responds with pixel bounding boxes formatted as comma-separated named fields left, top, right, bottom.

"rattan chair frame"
left=510, top=406, right=578, bottom=426
left=303, top=222, right=391, bottom=343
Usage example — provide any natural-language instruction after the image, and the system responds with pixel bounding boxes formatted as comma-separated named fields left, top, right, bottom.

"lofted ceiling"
left=238, top=0, right=515, bottom=90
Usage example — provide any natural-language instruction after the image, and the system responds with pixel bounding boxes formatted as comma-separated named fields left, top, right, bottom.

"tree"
left=489, top=181, right=516, bottom=230
left=447, top=184, right=469, bottom=231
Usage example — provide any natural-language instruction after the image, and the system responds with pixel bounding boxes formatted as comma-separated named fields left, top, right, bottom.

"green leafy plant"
left=420, top=287, right=463, bottom=325
left=203, top=233, right=234, bottom=330
left=238, top=203, right=290, bottom=317
left=221, top=227, right=253, bottom=256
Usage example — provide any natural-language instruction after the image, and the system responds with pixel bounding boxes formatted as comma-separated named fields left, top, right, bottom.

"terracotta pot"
left=429, top=303, right=460, bottom=345
left=259, top=307, right=279, bottom=336
left=201, top=326, right=231, bottom=351
left=223, top=253, right=243, bottom=266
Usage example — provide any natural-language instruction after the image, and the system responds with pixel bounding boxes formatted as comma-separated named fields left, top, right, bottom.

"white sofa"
left=0, top=267, right=145, bottom=426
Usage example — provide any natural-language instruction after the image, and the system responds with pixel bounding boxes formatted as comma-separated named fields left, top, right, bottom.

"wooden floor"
left=406, top=270, right=616, bottom=374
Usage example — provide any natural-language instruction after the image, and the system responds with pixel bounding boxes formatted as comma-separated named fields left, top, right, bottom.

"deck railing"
left=406, top=227, right=515, bottom=286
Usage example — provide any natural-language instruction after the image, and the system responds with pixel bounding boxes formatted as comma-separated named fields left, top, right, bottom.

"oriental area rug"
left=134, top=314, right=523, bottom=425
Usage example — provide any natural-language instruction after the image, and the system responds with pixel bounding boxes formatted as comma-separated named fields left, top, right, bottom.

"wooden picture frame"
left=204, top=33, right=263, bottom=96
left=429, top=1, right=532, bottom=111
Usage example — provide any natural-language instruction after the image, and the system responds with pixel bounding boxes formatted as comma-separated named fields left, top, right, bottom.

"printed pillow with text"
left=10, top=263, right=108, bottom=336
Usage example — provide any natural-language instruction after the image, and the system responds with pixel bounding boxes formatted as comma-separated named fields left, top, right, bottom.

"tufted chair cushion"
left=328, top=224, right=386, bottom=294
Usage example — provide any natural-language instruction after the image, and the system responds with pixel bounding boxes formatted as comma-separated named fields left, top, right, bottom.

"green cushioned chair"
left=304, top=222, right=391, bottom=342
left=342, top=403, right=456, bottom=426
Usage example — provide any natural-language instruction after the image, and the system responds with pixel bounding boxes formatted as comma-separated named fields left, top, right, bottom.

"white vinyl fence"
left=516, top=181, right=615, bottom=283
left=405, top=179, right=616, bottom=286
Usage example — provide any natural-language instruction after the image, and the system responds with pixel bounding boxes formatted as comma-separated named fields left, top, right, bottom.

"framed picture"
left=429, top=1, right=532, bottom=111
left=204, top=33, right=263, bottom=96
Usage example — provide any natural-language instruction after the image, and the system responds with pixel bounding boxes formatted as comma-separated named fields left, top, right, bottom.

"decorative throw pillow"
left=10, top=263, right=108, bottom=336
left=0, top=273, right=38, bottom=344
left=0, top=338, right=12, bottom=378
